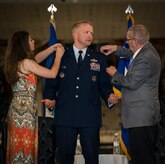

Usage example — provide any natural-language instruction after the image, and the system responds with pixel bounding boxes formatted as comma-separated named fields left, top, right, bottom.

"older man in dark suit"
left=100, top=24, right=161, bottom=164
left=43, top=20, right=118, bottom=164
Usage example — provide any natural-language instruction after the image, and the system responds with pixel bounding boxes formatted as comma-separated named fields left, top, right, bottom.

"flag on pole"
left=46, top=4, right=58, bottom=69
left=43, top=4, right=57, bottom=117
left=46, top=19, right=57, bottom=69
left=113, top=5, right=134, bottom=161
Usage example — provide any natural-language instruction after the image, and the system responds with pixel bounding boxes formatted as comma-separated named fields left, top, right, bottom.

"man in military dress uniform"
left=43, top=21, right=118, bottom=164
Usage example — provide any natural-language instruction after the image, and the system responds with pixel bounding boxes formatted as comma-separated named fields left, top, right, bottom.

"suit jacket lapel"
left=128, top=42, right=151, bottom=71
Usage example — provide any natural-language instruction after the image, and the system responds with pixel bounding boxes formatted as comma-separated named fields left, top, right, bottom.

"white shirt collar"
left=132, top=47, right=142, bottom=59
left=73, top=45, right=87, bottom=61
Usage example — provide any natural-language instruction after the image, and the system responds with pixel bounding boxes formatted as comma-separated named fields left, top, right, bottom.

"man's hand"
left=100, top=45, right=117, bottom=55
left=108, top=93, right=119, bottom=104
left=106, top=66, right=117, bottom=76
left=41, top=99, right=56, bottom=108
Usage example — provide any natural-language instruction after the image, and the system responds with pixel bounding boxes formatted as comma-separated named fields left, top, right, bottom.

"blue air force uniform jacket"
left=44, top=46, right=113, bottom=128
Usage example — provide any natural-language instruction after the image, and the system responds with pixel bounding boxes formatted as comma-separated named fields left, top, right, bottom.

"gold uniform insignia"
left=92, top=76, right=97, bottom=82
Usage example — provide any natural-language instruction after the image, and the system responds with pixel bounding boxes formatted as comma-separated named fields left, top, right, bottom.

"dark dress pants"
left=129, top=125, right=157, bottom=164
left=55, top=126, right=100, bottom=164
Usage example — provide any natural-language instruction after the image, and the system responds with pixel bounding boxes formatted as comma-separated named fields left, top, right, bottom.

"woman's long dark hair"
left=4, top=31, right=34, bottom=85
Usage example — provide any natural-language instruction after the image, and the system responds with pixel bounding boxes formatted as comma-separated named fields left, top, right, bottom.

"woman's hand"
left=56, top=43, right=65, bottom=58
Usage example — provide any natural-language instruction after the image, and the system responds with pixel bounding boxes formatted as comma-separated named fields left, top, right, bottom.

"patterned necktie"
left=128, top=57, right=134, bottom=67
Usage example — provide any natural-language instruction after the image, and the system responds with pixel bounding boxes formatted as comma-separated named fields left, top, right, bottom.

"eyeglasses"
left=126, top=38, right=135, bottom=43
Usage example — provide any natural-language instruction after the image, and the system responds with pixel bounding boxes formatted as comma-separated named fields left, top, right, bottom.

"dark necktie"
left=78, top=50, right=83, bottom=65
left=78, top=50, right=83, bottom=67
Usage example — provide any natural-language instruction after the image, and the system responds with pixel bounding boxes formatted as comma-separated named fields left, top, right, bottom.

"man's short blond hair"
left=72, top=20, right=93, bottom=33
